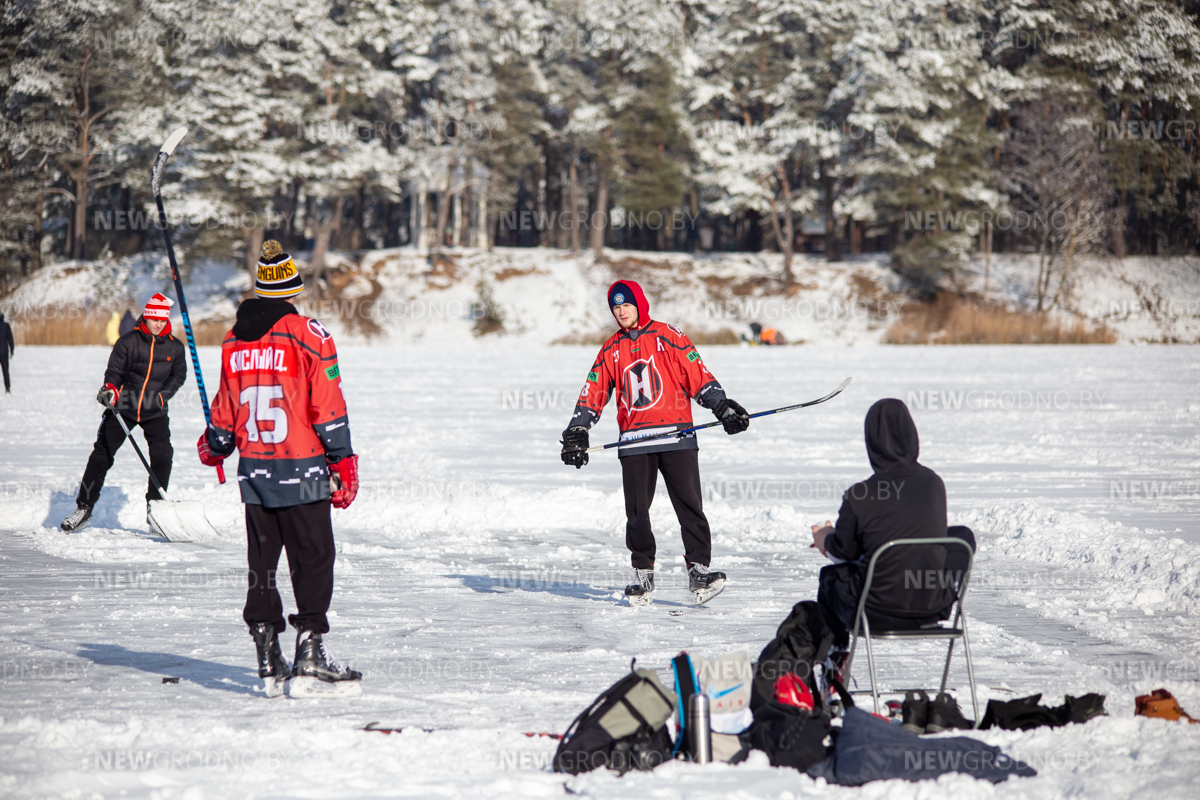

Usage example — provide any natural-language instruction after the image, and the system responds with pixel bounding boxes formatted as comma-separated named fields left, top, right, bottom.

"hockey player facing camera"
left=197, top=240, right=362, bottom=698
left=561, top=280, right=751, bottom=606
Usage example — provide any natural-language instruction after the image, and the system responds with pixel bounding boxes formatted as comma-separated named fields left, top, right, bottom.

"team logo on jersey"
left=620, top=357, right=663, bottom=411
left=307, top=319, right=331, bottom=340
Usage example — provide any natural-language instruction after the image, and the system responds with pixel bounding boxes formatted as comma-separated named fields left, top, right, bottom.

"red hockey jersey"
left=568, top=280, right=727, bottom=456
left=207, top=304, right=353, bottom=507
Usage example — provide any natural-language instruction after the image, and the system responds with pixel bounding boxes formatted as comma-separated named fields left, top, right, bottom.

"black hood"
left=864, top=398, right=920, bottom=472
left=232, top=298, right=298, bottom=342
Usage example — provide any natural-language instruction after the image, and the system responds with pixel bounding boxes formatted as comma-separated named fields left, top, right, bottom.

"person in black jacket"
left=61, top=294, right=187, bottom=532
left=810, top=398, right=975, bottom=650
left=0, top=312, right=13, bottom=393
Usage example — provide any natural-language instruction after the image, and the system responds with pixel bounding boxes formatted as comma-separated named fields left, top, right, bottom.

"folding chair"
left=842, top=537, right=979, bottom=725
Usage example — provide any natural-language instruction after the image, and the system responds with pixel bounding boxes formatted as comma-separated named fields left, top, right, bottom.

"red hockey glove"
left=97, top=383, right=119, bottom=408
left=328, top=454, right=359, bottom=509
left=197, top=431, right=225, bottom=467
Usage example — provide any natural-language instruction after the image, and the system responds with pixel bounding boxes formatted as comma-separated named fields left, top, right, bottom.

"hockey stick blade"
left=584, top=376, right=852, bottom=453
left=151, top=127, right=188, bottom=196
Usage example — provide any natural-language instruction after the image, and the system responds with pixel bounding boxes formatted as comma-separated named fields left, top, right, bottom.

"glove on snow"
left=196, top=431, right=225, bottom=467
left=561, top=426, right=589, bottom=469
left=713, top=398, right=750, bottom=434
left=328, top=454, right=359, bottom=509
left=97, top=382, right=119, bottom=408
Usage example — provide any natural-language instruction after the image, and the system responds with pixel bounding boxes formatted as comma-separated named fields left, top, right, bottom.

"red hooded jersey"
left=567, top=280, right=728, bottom=456
left=207, top=304, right=353, bottom=508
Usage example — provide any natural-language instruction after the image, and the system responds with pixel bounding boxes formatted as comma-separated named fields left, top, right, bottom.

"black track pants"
left=1, top=353, right=10, bottom=392
left=77, top=411, right=172, bottom=507
left=620, top=449, right=712, bottom=570
left=243, top=499, right=336, bottom=635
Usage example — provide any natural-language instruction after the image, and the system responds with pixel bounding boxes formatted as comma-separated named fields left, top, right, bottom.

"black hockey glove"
left=713, top=398, right=750, bottom=434
left=561, top=426, right=590, bottom=469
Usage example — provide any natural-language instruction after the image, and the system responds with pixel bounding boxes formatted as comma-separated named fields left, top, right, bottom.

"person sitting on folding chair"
left=809, top=398, right=975, bottom=661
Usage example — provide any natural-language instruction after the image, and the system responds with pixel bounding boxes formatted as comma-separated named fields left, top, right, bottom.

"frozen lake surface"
left=1, top=345, right=1198, bottom=798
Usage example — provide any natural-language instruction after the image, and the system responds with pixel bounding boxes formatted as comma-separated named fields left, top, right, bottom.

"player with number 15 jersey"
left=198, top=240, right=362, bottom=698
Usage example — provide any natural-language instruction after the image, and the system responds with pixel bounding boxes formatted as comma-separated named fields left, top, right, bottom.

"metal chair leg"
left=960, top=618, right=980, bottom=727
left=939, top=638, right=956, bottom=694
left=862, top=616, right=882, bottom=715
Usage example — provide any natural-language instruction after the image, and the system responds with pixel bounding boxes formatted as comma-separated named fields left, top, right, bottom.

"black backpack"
left=553, top=661, right=677, bottom=775
left=744, top=700, right=834, bottom=771
left=751, top=600, right=830, bottom=711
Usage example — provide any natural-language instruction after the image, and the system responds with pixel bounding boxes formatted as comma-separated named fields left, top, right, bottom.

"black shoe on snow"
left=60, top=505, right=93, bottom=533
left=624, top=568, right=655, bottom=607
left=688, top=563, right=726, bottom=605
left=250, top=622, right=292, bottom=698
left=925, top=691, right=973, bottom=732
left=902, top=690, right=931, bottom=734
left=289, top=632, right=362, bottom=698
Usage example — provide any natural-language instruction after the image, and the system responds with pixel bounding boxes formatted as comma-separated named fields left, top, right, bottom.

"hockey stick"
left=108, top=409, right=219, bottom=542
left=151, top=127, right=225, bottom=484
left=583, top=376, right=852, bottom=454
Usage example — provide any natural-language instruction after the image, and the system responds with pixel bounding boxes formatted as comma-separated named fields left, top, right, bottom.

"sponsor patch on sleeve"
left=687, top=350, right=701, bottom=362
left=587, top=371, right=598, bottom=382
left=325, top=364, right=340, bottom=381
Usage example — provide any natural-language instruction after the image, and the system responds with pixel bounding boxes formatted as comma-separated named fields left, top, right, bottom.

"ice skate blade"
left=287, top=675, right=362, bottom=699
left=692, top=579, right=726, bottom=606
left=626, top=593, right=654, bottom=607
left=262, top=676, right=287, bottom=699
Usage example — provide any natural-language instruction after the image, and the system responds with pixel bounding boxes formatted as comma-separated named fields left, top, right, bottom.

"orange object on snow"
left=1135, top=689, right=1199, bottom=723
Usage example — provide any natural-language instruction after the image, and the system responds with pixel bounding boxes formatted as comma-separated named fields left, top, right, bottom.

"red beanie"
left=143, top=293, right=173, bottom=320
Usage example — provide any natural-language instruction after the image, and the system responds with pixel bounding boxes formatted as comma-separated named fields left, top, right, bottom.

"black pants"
left=1, top=353, right=10, bottom=392
left=77, top=411, right=172, bottom=507
left=620, top=448, right=711, bottom=569
left=818, top=526, right=976, bottom=648
left=243, top=499, right=336, bottom=635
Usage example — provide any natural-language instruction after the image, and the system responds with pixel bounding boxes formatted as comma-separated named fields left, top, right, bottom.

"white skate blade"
left=287, top=675, right=362, bottom=699
left=262, top=675, right=287, bottom=699
left=692, top=578, right=726, bottom=606
left=626, top=592, right=654, bottom=607
left=149, top=500, right=220, bottom=543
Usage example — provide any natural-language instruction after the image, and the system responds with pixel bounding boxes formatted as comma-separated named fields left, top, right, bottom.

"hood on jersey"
left=607, top=280, right=651, bottom=330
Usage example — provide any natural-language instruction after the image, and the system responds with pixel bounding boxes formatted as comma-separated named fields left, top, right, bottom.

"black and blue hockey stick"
left=151, top=127, right=225, bottom=484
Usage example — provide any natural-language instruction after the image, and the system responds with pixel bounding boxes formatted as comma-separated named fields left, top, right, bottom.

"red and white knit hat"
left=143, top=293, right=173, bottom=320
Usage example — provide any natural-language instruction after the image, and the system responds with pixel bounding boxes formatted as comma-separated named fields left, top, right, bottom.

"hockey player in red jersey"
left=561, top=280, right=750, bottom=606
left=197, top=240, right=361, bottom=698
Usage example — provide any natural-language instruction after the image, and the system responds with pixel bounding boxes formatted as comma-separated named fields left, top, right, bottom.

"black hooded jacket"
left=825, top=399, right=953, bottom=618
left=103, top=318, right=187, bottom=422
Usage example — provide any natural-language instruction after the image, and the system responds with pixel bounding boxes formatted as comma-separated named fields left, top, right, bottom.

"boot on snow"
left=925, top=691, right=974, bottom=732
left=624, top=568, right=655, bottom=607
left=60, top=504, right=93, bottom=533
left=289, top=631, right=362, bottom=698
left=901, top=690, right=931, bottom=734
left=250, top=622, right=292, bottom=698
left=688, top=562, right=726, bottom=606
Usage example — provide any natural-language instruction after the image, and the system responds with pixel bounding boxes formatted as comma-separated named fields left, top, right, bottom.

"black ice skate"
left=624, top=568, right=655, bottom=607
left=250, top=622, right=292, bottom=699
left=60, top=505, right=93, bottom=533
left=687, top=562, right=726, bottom=606
left=288, top=631, right=362, bottom=698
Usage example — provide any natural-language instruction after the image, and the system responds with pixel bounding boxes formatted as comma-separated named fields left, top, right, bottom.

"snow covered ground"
left=1, top=344, right=1198, bottom=798
left=10, top=247, right=1198, bottom=348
